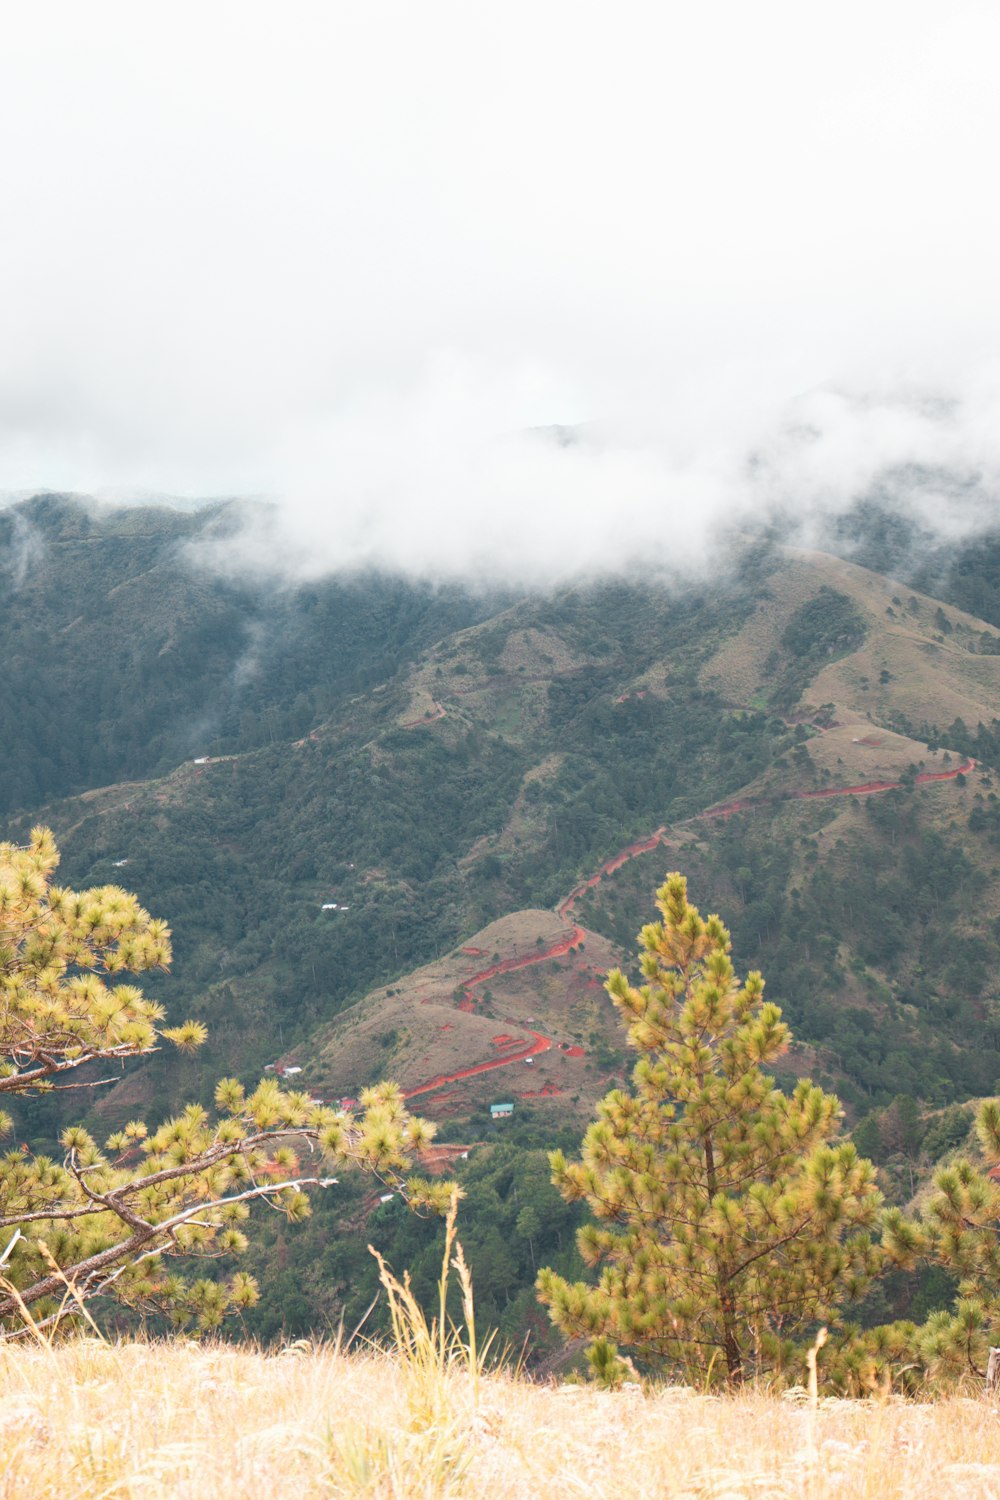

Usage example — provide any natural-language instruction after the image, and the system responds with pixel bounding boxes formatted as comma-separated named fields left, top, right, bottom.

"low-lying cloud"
left=2, top=3, right=999, bottom=584
left=182, top=368, right=1000, bottom=587
left=0, top=511, right=46, bottom=590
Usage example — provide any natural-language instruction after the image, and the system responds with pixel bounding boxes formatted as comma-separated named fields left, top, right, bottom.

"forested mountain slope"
left=7, top=529, right=794, bottom=1112
left=6, top=493, right=1000, bottom=1342
left=4, top=496, right=999, bottom=1143
left=0, top=494, right=498, bottom=812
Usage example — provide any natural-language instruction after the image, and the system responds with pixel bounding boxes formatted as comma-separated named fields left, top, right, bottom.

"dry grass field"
left=4, top=1339, right=1000, bottom=1499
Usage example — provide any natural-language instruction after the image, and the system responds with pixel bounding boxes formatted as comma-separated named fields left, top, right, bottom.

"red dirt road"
left=403, top=924, right=585, bottom=1099
left=558, top=832, right=666, bottom=917
left=703, top=757, right=975, bottom=819
left=458, top=927, right=585, bottom=1002
left=403, top=1029, right=552, bottom=1099
left=404, top=749, right=974, bottom=1102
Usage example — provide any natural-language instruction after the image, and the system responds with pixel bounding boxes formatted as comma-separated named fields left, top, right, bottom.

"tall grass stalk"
left=368, top=1188, right=498, bottom=1430
left=0, top=1241, right=106, bottom=1348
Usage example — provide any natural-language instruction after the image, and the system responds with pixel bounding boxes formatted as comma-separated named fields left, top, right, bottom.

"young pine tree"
left=536, top=873, right=881, bottom=1385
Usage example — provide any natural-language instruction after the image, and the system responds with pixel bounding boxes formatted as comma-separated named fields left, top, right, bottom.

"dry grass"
left=703, top=545, right=1000, bottom=733
left=5, top=1339, right=1000, bottom=1498
left=12, top=1207, right=1000, bottom=1497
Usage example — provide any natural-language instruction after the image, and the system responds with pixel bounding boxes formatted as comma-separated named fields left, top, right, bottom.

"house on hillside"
left=490, top=1102, right=514, bottom=1120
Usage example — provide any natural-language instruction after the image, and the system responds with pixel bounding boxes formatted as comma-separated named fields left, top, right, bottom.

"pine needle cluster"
left=0, top=828, right=449, bottom=1337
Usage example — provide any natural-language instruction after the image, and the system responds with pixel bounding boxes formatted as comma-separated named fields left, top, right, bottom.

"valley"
left=5, top=493, right=1000, bottom=1346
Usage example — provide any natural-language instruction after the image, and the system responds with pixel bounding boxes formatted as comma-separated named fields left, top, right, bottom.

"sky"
left=2, top=2, right=999, bottom=582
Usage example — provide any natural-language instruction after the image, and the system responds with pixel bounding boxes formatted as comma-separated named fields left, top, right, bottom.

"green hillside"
left=5, top=526, right=792, bottom=1106
left=6, top=495, right=1000, bottom=1344
left=0, top=493, right=498, bottom=812
left=7, top=506, right=1000, bottom=1130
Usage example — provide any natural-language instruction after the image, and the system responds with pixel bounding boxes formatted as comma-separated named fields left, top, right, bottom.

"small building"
left=321, top=903, right=338, bottom=910
left=112, top=859, right=129, bottom=868
left=193, top=757, right=209, bottom=765
left=379, top=1192, right=396, bottom=1204
left=490, top=1102, right=514, bottom=1120
left=281, top=1065, right=303, bottom=1077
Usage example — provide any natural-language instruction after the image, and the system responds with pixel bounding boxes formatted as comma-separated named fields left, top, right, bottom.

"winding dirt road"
left=403, top=751, right=975, bottom=1100
left=701, top=757, right=975, bottom=821
left=400, top=700, right=447, bottom=730
left=403, top=925, right=584, bottom=1099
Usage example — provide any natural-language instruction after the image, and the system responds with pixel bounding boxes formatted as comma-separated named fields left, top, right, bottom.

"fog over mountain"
left=2, top=2, right=999, bottom=582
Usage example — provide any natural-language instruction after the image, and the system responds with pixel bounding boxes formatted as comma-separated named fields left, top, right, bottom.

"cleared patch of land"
left=310, top=909, right=620, bottom=1121
left=3, top=1342, right=1000, bottom=1498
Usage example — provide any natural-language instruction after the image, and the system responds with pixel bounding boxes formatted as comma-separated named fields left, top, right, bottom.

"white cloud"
left=2, top=2, right=999, bottom=580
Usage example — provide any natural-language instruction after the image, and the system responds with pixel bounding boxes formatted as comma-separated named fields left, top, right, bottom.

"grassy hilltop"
left=4, top=1340, right=999, bottom=1499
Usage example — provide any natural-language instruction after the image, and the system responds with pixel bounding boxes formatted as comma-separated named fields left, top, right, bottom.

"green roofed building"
left=490, top=1102, right=514, bottom=1119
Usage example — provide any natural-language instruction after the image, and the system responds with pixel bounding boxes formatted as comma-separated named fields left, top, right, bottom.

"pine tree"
left=881, top=1098, right=1000, bottom=1384
left=0, top=828, right=448, bottom=1336
left=536, top=872, right=882, bottom=1385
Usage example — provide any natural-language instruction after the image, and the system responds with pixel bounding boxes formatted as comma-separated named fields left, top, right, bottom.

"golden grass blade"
left=0, top=1272, right=55, bottom=1350
left=37, top=1240, right=108, bottom=1343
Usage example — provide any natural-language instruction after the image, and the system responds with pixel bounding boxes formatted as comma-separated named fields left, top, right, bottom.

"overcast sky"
left=2, top=2, right=999, bottom=581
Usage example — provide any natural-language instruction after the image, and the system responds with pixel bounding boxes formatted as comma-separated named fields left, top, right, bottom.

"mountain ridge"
left=4, top=496, right=1000, bottom=1144
left=7, top=493, right=1000, bottom=1342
